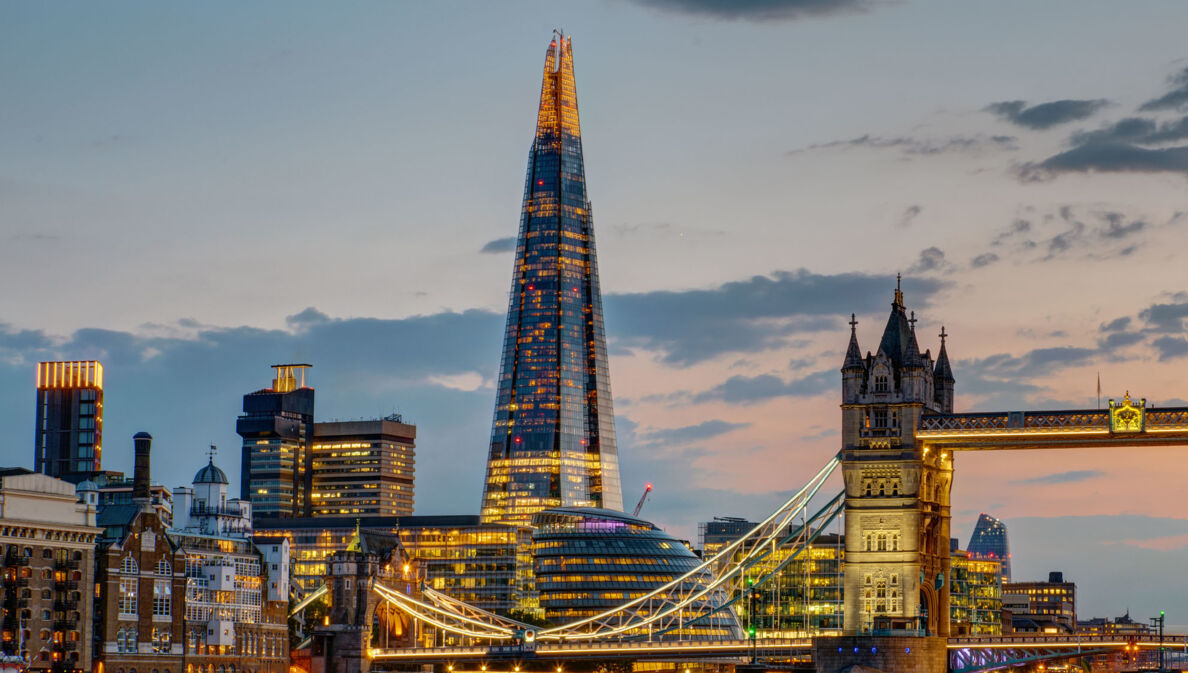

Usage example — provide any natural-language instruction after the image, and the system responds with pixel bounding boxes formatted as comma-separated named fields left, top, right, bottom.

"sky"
left=3, top=0, right=1188, bottom=623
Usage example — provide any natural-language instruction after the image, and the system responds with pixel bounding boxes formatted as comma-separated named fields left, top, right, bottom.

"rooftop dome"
left=76, top=480, right=98, bottom=492
left=193, top=457, right=229, bottom=485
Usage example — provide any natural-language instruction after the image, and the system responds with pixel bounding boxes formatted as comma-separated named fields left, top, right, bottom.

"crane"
left=632, top=483, right=653, bottom=517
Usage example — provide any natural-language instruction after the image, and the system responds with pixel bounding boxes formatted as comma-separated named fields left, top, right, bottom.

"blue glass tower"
left=967, top=513, right=1011, bottom=582
left=480, top=34, right=622, bottom=525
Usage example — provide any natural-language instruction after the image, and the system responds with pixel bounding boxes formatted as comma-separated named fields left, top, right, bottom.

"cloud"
left=969, top=252, right=999, bottom=269
left=606, top=270, right=946, bottom=366
left=1139, top=65, right=1188, bottom=112
left=1021, top=142, right=1188, bottom=180
left=637, top=419, right=751, bottom=447
left=1152, top=336, right=1188, bottom=361
left=986, top=99, right=1110, bottom=130
left=630, top=0, right=878, bottom=21
left=1070, top=116, right=1188, bottom=146
left=908, top=246, right=947, bottom=273
left=1138, top=298, right=1188, bottom=333
left=790, top=133, right=1016, bottom=157
left=479, top=236, right=517, bottom=254
left=979, top=207, right=1159, bottom=264
left=1011, top=470, right=1105, bottom=485
left=691, top=369, right=834, bottom=405
left=896, top=205, right=922, bottom=228
left=1099, top=316, right=1131, bottom=333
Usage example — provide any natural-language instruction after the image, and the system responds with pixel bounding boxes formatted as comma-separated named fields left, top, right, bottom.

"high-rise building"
left=967, top=512, right=1012, bottom=582
left=34, top=361, right=104, bottom=483
left=480, top=34, right=622, bottom=525
left=311, top=417, right=416, bottom=517
left=237, top=365, right=315, bottom=520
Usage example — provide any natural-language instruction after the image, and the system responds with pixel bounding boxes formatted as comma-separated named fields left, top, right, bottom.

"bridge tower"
left=310, top=525, right=411, bottom=673
left=839, top=279, right=954, bottom=637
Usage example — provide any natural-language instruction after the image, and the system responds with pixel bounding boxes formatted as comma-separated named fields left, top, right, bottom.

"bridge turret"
left=934, top=326, right=955, bottom=413
left=841, top=314, right=866, bottom=404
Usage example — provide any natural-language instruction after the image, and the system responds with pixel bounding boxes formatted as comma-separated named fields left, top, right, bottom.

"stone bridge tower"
left=839, top=279, right=954, bottom=637
left=310, top=526, right=412, bottom=673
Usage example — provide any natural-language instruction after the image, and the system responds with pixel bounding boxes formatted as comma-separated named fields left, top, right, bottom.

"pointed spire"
left=934, top=325, right=954, bottom=382
left=877, top=275, right=915, bottom=366
left=843, top=313, right=864, bottom=370
left=893, top=272, right=904, bottom=308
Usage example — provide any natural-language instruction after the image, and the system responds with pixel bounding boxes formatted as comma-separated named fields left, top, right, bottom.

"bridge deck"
left=918, top=407, right=1188, bottom=451
left=370, top=638, right=812, bottom=663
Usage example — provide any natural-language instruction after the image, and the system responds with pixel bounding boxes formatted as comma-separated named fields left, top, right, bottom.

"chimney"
left=1048, top=571, right=1064, bottom=584
left=133, top=432, right=152, bottom=501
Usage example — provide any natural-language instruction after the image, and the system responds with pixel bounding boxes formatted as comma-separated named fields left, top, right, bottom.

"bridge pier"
left=812, top=636, right=947, bottom=673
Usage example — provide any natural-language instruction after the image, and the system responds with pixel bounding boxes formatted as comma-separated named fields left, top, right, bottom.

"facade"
left=396, top=516, right=535, bottom=617
left=1003, top=571, right=1076, bottom=633
left=1078, top=612, right=1152, bottom=636
left=532, top=507, right=739, bottom=638
left=949, top=548, right=1003, bottom=636
left=966, top=513, right=1011, bottom=582
left=34, top=361, right=104, bottom=483
left=311, top=418, right=416, bottom=517
left=94, top=434, right=289, bottom=673
left=480, top=34, right=622, bottom=526
left=237, top=365, right=315, bottom=520
left=839, top=280, right=955, bottom=636
left=0, top=469, right=100, bottom=673
left=92, top=474, right=173, bottom=529
left=253, top=517, right=396, bottom=596
left=701, top=519, right=845, bottom=637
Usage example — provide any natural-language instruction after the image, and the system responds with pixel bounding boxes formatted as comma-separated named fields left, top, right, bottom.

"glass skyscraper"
left=967, top=512, right=1011, bottom=582
left=34, top=360, right=104, bottom=482
left=480, top=34, right=622, bottom=525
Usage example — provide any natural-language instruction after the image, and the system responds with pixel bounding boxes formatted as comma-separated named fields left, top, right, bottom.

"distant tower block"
left=967, top=513, right=1012, bottom=582
left=839, top=278, right=955, bottom=637
left=35, top=360, right=104, bottom=483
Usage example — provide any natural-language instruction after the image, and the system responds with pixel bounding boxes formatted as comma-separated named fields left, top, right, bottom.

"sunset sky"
left=3, top=1, right=1188, bottom=621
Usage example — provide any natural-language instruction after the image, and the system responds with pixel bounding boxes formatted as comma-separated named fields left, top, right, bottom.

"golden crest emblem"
left=1109, top=391, right=1146, bottom=433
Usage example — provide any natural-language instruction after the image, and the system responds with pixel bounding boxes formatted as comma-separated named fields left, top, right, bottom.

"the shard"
left=480, top=34, right=622, bottom=525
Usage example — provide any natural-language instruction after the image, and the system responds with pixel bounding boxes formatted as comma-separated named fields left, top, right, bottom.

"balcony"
left=53, top=600, right=78, bottom=612
left=53, top=619, right=76, bottom=631
left=2, top=556, right=30, bottom=567
left=53, top=580, right=79, bottom=591
left=53, top=559, right=80, bottom=571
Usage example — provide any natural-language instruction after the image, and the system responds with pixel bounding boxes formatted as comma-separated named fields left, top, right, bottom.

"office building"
left=93, top=434, right=289, bottom=673
left=480, top=34, right=622, bottom=525
left=236, top=365, right=315, bottom=520
left=0, top=469, right=101, bottom=673
left=1003, top=571, right=1076, bottom=633
left=1078, top=612, right=1153, bottom=636
left=396, top=516, right=535, bottom=617
left=254, top=515, right=534, bottom=615
left=967, top=513, right=1011, bottom=582
left=253, top=517, right=399, bottom=596
left=701, top=518, right=845, bottom=637
left=34, top=361, right=104, bottom=483
left=533, top=507, right=739, bottom=638
left=949, top=547, right=1003, bottom=636
left=311, top=417, right=416, bottom=517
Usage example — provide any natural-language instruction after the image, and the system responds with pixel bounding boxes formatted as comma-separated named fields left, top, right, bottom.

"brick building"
left=93, top=434, right=289, bottom=673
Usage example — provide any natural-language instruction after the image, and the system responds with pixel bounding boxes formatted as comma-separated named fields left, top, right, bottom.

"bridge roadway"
left=369, top=634, right=1188, bottom=666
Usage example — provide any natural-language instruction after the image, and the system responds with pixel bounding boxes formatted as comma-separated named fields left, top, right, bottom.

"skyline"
left=3, top=1, right=1188, bottom=622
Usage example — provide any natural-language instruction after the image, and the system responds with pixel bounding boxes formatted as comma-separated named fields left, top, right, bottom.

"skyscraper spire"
left=481, top=35, right=623, bottom=525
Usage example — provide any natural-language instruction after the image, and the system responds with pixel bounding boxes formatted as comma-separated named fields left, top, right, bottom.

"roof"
left=532, top=506, right=656, bottom=529
left=193, top=457, right=229, bottom=485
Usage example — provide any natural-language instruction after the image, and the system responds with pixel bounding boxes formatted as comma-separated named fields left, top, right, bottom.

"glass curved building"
left=967, top=513, right=1011, bottom=582
left=480, top=34, right=622, bottom=526
left=532, top=507, right=740, bottom=639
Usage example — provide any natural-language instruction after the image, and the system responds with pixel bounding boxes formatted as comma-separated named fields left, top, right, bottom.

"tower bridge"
left=298, top=282, right=1188, bottom=673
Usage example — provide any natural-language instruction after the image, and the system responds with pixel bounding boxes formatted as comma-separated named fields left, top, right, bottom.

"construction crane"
left=632, top=483, right=653, bottom=517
